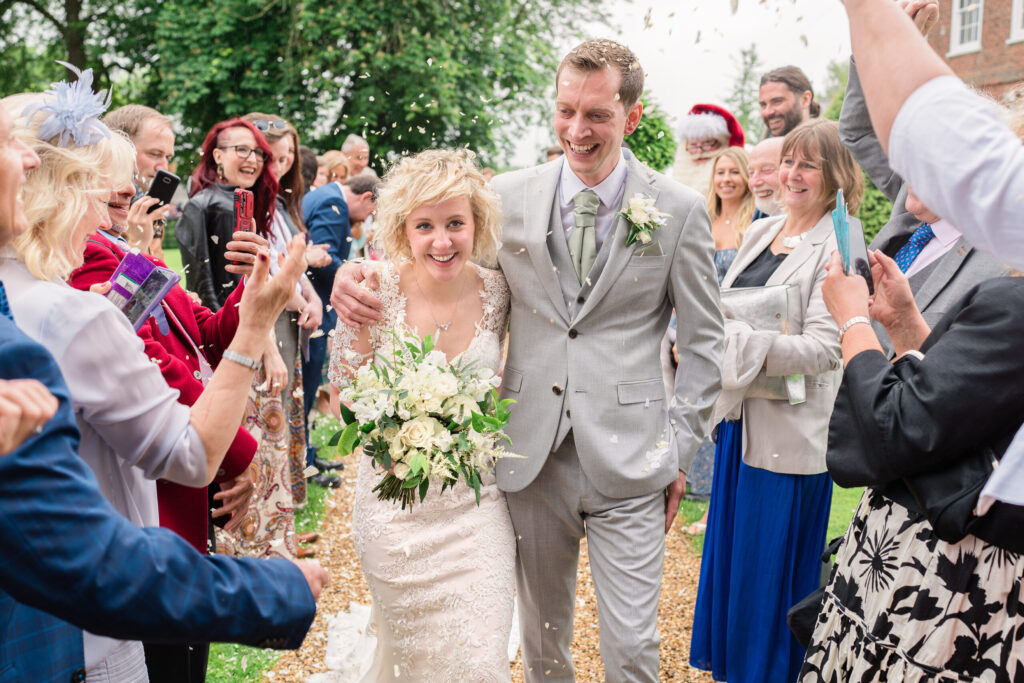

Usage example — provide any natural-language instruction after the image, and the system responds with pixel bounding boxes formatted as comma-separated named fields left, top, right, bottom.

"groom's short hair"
left=556, top=39, right=644, bottom=111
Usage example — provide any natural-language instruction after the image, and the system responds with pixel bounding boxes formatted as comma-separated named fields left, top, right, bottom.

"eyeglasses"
left=218, top=145, right=267, bottom=162
left=253, top=120, right=287, bottom=132
left=686, top=140, right=722, bottom=153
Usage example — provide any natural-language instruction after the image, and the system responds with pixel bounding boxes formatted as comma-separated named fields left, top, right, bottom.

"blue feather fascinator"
left=21, top=61, right=112, bottom=147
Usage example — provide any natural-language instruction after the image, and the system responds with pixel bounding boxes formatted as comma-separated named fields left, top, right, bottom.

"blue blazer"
left=302, top=182, right=351, bottom=309
left=0, top=316, right=316, bottom=682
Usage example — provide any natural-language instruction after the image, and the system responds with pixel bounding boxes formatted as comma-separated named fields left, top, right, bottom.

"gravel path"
left=270, top=467, right=713, bottom=682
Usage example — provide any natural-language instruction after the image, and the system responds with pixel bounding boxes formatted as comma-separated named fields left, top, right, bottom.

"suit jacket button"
left=576, top=295, right=585, bottom=304
left=71, top=669, right=86, bottom=682
left=566, top=409, right=571, bottom=418
left=568, top=328, right=578, bottom=339
left=194, top=370, right=204, bottom=380
left=552, top=385, right=563, bottom=395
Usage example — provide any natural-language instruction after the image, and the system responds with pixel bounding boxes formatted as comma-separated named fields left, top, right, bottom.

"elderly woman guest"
left=681, top=147, right=757, bottom=526
left=801, top=249, right=1024, bottom=680
left=690, top=119, right=863, bottom=682
left=0, top=77, right=304, bottom=681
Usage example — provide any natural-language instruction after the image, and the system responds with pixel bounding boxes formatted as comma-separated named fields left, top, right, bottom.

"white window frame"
left=1009, top=0, right=1024, bottom=44
left=948, top=0, right=984, bottom=56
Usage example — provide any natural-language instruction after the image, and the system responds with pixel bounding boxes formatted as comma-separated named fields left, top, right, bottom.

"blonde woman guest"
left=328, top=149, right=515, bottom=681
left=683, top=147, right=757, bottom=529
left=690, top=119, right=864, bottom=682
left=0, top=78, right=305, bottom=681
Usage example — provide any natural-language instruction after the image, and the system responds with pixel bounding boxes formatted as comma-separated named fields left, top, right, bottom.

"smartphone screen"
left=145, top=169, right=180, bottom=213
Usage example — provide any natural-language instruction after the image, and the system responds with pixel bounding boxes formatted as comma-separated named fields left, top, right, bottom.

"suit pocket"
left=627, top=254, right=666, bottom=268
left=617, top=379, right=665, bottom=404
left=503, top=366, right=523, bottom=393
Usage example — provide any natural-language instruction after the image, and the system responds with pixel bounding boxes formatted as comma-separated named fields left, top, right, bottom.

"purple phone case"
left=105, top=251, right=181, bottom=331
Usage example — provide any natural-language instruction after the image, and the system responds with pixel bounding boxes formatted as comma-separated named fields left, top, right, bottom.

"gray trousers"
left=505, top=433, right=666, bottom=682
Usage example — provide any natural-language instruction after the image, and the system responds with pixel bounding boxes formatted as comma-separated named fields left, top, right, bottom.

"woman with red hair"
left=176, top=119, right=311, bottom=559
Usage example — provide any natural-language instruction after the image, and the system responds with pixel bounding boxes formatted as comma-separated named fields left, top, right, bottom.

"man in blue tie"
left=0, top=103, right=327, bottom=682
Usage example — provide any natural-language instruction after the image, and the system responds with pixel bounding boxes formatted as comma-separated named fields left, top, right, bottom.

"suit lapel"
left=574, top=161, right=657, bottom=323
left=766, top=213, right=836, bottom=286
left=913, top=237, right=972, bottom=311
left=720, top=217, right=784, bottom=288
left=523, top=163, right=571, bottom=323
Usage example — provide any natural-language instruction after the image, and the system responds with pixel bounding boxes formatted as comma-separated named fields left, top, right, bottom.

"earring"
left=217, top=162, right=225, bottom=181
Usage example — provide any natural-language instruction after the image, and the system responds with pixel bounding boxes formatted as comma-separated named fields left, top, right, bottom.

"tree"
left=628, top=94, right=676, bottom=173
left=149, top=0, right=607, bottom=169
left=821, top=58, right=849, bottom=122
left=0, top=0, right=158, bottom=95
left=724, top=45, right=764, bottom=146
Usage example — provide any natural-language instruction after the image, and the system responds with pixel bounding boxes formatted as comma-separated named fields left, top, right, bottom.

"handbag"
left=720, top=284, right=806, bottom=404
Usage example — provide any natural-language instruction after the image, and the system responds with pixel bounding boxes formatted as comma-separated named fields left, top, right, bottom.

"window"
left=1010, top=0, right=1024, bottom=44
left=948, top=0, right=983, bottom=56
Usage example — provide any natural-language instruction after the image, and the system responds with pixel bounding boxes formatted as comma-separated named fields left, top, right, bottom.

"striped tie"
left=894, top=223, right=935, bottom=273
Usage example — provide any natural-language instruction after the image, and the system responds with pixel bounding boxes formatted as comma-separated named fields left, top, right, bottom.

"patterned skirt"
left=800, top=488, right=1024, bottom=682
left=218, top=313, right=307, bottom=559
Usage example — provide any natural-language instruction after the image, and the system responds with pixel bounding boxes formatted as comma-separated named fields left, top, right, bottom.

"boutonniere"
left=620, top=193, right=670, bottom=246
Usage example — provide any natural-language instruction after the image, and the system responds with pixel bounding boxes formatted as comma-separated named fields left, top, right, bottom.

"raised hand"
left=0, top=379, right=59, bottom=455
left=224, top=231, right=271, bottom=276
left=868, top=250, right=930, bottom=352
left=330, top=261, right=384, bottom=327
left=237, top=235, right=307, bottom=338
left=305, top=242, right=332, bottom=269
left=896, top=0, right=939, bottom=36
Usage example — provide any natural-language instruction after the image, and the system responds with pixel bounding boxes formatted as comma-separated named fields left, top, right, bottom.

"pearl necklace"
left=781, top=231, right=808, bottom=249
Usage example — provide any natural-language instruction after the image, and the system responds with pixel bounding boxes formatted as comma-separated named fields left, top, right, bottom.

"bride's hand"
left=331, top=262, right=383, bottom=328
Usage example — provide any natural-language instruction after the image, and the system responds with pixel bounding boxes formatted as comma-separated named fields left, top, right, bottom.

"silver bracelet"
left=838, top=316, right=872, bottom=341
left=222, top=349, right=261, bottom=370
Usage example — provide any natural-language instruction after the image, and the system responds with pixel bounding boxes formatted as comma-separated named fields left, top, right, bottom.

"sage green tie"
left=568, top=189, right=600, bottom=284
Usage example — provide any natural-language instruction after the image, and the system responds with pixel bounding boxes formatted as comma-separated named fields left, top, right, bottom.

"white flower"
left=424, top=349, right=448, bottom=368
left=432, top=371, right=459, bottom=400
left=638, top=231, right=652, bottom=244
left=398, top=415, right=445, bottom=450
left=393, top=461, right=411, bottom=480
left=443, top=393, right=478, bottom=421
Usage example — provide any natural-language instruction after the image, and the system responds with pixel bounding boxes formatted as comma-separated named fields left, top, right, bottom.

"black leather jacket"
left=175, top=184, right=244, bottom=312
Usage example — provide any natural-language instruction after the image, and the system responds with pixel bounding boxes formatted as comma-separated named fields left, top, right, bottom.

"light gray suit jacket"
left=491, top=154, right=723, bottom=498
left=840, top=58, right=1009, bottom=356
left=717, top=214, right=843, bottom=475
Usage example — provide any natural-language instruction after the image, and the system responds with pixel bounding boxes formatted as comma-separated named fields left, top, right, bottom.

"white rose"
left=433, top=372, right=459, bottom=400
left=399, top=415, right=443, bottom=450
left=424, top=349, right=448, bottom=368
left=432, top=427, right=454, bottom=452
left=393, top=461, right=411, bottom=480
left=638, top=230, right=652, bottom=244
left=443, top=394, right=478, bottom=421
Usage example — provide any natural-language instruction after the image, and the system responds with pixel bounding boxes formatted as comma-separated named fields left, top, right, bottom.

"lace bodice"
left=329, top=261, right=509, bottom=389
left=324, top=262, right=516, bottom=682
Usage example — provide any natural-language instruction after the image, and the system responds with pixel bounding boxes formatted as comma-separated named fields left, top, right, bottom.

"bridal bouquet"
left=330, top=332, right=516, bottom=510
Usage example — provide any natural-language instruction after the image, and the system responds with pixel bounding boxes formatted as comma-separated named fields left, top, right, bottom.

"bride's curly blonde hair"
left=3, top=93, right=134, bottom=281
left=372, top=148, right=502, bottom=267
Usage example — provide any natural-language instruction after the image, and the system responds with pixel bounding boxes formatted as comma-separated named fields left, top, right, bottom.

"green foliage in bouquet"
left=330, top=333, right=515, bottom=510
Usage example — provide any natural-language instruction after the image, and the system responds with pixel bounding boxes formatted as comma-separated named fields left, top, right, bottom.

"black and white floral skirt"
left=800, top=489, right=1024, bottom=682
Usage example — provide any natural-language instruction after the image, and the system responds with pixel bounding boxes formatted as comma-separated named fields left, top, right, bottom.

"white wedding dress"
left=323, top=262, right=516, bottom=682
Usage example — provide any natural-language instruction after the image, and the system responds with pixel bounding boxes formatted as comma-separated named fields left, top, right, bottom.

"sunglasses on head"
left=253, top=119, right=287, bottom=131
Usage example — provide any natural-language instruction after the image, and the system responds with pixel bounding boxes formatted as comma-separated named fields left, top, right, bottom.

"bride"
left=328, top=149, right=515, bottom=681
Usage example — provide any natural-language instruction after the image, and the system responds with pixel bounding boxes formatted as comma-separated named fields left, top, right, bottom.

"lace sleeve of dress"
left=476, top=266, right=511, bottom=343
left=327, top=262, right=405, bottom=389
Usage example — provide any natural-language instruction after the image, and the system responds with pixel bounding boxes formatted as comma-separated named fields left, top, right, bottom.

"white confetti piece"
left=303, top=465, right=319, bottom=479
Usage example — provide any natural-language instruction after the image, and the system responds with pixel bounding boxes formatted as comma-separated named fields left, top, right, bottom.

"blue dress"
left=690, top=247, right=833, bottom=682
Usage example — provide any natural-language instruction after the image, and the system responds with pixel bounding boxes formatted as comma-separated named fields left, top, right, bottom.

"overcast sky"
left=509, top=0, right=852, bottom=166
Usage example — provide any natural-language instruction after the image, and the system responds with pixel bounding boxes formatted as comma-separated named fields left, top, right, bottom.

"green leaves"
left=628, top=94, right=677, bottom=174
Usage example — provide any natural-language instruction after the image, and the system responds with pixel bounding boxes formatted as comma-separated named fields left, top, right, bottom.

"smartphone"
left=847, top=216, right=874, bottom=295
left=145, top=169, right=180, bottom=213
left=234, top=188, right=254, bottom=232
left=832, top=190, right=875, bottom=294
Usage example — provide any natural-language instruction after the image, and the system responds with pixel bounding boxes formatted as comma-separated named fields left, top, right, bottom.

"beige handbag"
left=720, top=284, right=806, bottom=404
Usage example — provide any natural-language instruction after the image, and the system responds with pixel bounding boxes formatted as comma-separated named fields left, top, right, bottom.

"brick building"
left=927, top=0, right=1024, bottom=99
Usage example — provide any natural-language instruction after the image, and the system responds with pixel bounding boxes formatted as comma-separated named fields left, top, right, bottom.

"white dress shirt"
left=888, top=76, right=1024, bottom=512
left=903, top=218, right=961, bottom=277
left=558, top=151, right=628, bottom=253
left=0, top=253, right=207, bottom=670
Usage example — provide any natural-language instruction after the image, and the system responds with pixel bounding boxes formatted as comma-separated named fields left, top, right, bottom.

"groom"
left=332, top=39, right=722, bottom=681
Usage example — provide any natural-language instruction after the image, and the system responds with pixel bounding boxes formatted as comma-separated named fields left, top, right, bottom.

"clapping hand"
left=0, top=379, right=59, bottom=455
left=867, top=250, right=931, bottom=352
left=896, top=0, right=939, bottom=36
left=237, top=235, right=307, bottom=337
left=330, top=261, right=383, bottom=327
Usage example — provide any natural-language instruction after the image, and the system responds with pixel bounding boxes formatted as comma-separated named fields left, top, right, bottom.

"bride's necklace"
left=781, top=231, right=808, bottom=249
left=413, top=268, right=468, bottom=332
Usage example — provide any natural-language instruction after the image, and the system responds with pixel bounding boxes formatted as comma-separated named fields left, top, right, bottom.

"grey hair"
left=342, top=134, right=368, bottom=153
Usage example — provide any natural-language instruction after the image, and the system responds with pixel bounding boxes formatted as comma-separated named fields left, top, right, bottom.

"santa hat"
left=677, top=104, right=745, bottom=147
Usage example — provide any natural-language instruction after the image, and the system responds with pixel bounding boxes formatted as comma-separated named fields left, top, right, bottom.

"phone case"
left=105, top=251, right=181, bottom=331
left=234, top=188, right=254, bottom=232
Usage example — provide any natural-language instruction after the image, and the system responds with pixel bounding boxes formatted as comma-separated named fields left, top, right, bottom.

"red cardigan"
left=69, top=233, right=256, bottom=553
